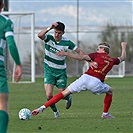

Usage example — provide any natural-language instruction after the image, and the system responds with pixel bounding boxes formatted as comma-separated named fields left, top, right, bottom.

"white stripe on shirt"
left=5, top=31, right=14, bottom=37
left=44, top=59, right=66, bottom=69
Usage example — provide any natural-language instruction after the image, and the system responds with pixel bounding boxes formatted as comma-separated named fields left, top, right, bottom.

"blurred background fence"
left=2, top=0, right=133, bottom=81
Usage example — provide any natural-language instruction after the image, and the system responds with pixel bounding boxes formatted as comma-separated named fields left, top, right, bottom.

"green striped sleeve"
left=6, top=36, right=21, bottom=65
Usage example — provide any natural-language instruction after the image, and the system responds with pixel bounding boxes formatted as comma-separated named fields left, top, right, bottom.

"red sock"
left=44, top=92, right=64, bottom=108
left=103, top=94, right=112, bottom=113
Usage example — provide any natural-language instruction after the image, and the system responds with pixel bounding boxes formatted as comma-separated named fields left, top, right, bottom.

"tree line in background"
left=98, top=24, right=132, bottom=62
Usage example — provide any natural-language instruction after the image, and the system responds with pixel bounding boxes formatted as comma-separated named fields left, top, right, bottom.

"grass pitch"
left=8, top=76, right=132, bottom=133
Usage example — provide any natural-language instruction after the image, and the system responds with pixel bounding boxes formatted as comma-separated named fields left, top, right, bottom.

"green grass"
left=8, top=76, right=133, bottom=133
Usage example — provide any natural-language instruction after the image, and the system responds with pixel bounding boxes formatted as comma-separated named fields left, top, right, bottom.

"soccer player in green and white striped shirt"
left=0, top=0, right=22, bottom=132
left=38, top=21, right=85, bottom=118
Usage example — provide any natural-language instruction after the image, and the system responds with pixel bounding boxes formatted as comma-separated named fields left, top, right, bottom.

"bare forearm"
left=38, top=22, right=58, bottom=40
left=75, top=48, right=85, bottom=56
left=67, top=52, right=84, bottom=61
left=67, top=52, right=91, bottom=61
left=75, top=48, right=91, bottom=61
left=38, top=27, right=50, bottom=40
left=56, top=49, right=91, bottom=61
left=118, top=42, right=127, bottom=62
left=119, top=49, right=126, bottom=62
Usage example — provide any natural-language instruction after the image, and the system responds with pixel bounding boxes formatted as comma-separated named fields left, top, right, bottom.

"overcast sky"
left=8, top=0, right=132, bottom=27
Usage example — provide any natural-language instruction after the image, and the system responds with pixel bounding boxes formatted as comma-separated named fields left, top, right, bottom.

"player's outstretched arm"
left=56, top=50, right=98, bottom=69
left=118, top=42, right=127, bottom=63
left=56, top=50, right=89, bottom=61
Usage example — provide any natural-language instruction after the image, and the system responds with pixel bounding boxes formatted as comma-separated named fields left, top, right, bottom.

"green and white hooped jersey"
left=0, top=14, right=20, bottom=66
left=44, top=34, right=77, bottom=70
left=0, top=14, right=13, bottom=63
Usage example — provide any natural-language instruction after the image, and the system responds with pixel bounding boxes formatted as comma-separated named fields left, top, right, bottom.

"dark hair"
left=55, top=21, right=65, bottom=32
left=98, top=42, right=111, bottom=54
left=0, top=0, right=3, bottom=5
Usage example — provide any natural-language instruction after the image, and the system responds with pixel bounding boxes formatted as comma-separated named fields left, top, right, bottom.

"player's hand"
left=56, top=50, right=67, bottom=56
left=14, top=65, right=22, bottom=82
left=121, top=42, right=127, bottom=48
left=50, top=22, right=59, bottom=29
left=89, top=62, right=98, bottom=69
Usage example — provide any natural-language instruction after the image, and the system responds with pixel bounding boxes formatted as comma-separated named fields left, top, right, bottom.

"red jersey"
left=85, top=52, right=120, bottom=82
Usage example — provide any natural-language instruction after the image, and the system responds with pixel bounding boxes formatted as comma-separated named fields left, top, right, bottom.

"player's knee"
left=110, top=88, right=113, bottom=92
left=107, top=87, right=113, bottom=94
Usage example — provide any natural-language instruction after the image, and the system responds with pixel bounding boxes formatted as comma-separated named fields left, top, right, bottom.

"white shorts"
left=68, top=74, right=110, bottom=95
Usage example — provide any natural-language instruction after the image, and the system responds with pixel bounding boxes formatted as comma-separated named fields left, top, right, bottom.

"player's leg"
left=32, top=75, right=87, bottom=116
left=44, top=69, right=60, bottom=118
left=58, top=88, right=72, bottom=109
left=56, top=73, right=72, bottom=109
left=92, top=81, right=115, bottom=118
left=43, top=74, right=88, bottom=109
left=45, top=84, right=59, bottom=118
left=0, top=93, right=9, bottom=133
left=101, top=87, right=115, bottom=119
left=0, top=82, right=9, bottom=133
left=82, top=75, right=115, bottom=119
left=32, top=89, right=71, bottom=116
left=103, top=89, right=113, bottom=113
left=44, top=89, right=71, bottom=108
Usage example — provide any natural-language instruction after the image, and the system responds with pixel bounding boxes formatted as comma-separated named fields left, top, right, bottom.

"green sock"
left=0, top=110, right=9, bottom=133
left=64, top=94, right=70, bottom=101
left=47, top=98, right=57, bottom=112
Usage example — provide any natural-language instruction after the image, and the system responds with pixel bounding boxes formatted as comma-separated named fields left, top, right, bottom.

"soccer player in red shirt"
left=32, top=42, right=126, bottom=119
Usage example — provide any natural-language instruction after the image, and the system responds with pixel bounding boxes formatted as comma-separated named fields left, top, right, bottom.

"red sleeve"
left=88, top=52, right=98, bottom=61
left=113, top=58, right=120, bottom=65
